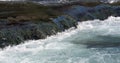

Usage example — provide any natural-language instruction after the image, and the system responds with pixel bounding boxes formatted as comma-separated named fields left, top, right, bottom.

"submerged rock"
left=64, top=4, right=120, bottom=21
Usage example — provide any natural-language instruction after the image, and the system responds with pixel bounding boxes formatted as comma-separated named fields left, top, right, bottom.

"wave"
left=0, top=16, right=120, bottom=63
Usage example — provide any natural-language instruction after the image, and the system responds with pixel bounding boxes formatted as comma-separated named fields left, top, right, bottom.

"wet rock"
left=1, top=3, right=120, bottom=48
left=52, top=15, right=77, bottom=31
left=0, top=20, right=61, bottom=48
left=64, top=4, right=120, bottom=21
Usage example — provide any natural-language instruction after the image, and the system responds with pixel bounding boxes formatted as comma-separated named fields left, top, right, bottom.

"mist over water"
left=0, top=16, right=120, bottom=63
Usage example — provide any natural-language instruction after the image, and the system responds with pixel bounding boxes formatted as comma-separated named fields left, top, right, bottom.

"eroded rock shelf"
left=0, top=2, right=120, bottom=48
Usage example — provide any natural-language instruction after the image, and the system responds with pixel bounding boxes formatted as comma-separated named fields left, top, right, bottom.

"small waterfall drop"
left=0, top=16, right=120, bottom=63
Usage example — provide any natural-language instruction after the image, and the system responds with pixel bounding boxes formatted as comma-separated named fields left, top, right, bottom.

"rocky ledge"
left=0, top=2, right=120, bottom=48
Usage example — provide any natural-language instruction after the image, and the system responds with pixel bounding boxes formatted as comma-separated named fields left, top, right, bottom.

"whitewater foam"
left=0, top=0, right=120, bottom=4
left=0, top=16, right=120, bottom=63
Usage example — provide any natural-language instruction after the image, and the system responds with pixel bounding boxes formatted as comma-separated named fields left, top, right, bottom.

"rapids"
left=0, top=0, right=119, bottom=4
left=0, top=16, right=120, bottom=63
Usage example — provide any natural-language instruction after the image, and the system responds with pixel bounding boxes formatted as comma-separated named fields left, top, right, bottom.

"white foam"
left=0, top=0, right=119, bottom=4
left=0, top=16, right=120, bottom=63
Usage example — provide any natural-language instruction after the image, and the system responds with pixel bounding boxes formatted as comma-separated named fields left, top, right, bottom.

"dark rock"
left=64, top=4, right=120, bottom=21
left=1, top=4, right=120, bottom=48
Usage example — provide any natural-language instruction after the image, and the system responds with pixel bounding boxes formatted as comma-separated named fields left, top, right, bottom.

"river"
left=0, top=16, right=120, bottom=63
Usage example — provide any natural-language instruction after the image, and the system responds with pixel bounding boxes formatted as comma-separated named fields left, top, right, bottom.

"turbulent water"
left=0, top=16, right=120, bottom=63
left=0, top=0, right=119, bottom=3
